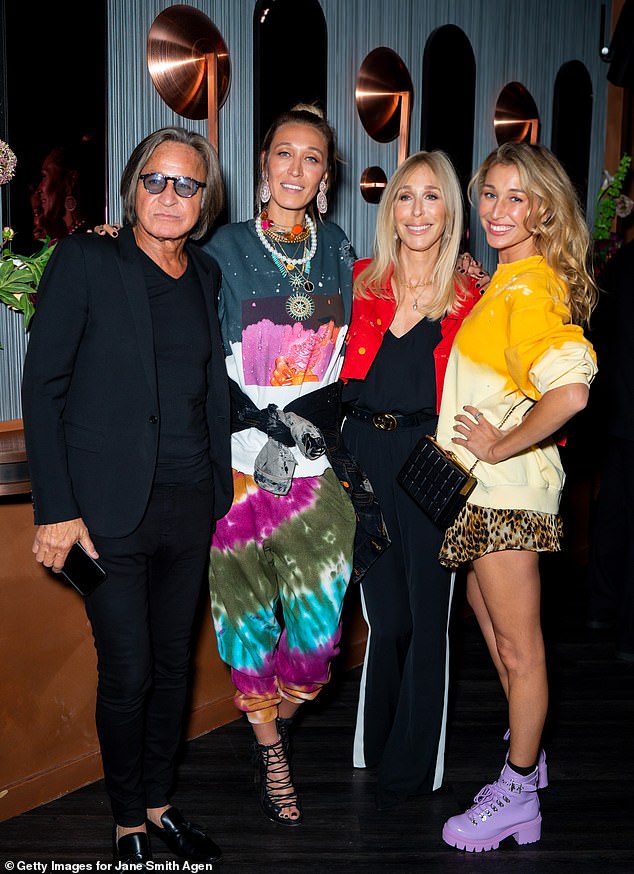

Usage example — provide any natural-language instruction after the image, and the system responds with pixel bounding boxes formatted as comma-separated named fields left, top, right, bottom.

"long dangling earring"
left=260, top=178, right=271, bottom=205
left=316, top=180, right=328, bottom=215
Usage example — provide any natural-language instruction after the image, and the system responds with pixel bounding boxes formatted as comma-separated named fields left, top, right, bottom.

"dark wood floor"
left=1, top=553, right=632, bottom=873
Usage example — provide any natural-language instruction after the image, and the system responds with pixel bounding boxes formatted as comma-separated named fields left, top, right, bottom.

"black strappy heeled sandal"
left=253, top=737, right=303, bottom=826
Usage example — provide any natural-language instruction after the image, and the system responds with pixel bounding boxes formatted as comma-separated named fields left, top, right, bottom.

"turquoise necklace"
left=269, top=252, right=315, bottom=320
left=256, top=213, right=317, bottom=321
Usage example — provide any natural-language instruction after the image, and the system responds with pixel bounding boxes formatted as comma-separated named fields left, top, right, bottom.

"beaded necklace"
left=260, top=210, right=311, bottom=244
left=255, top=212, right=318, bottom=321
left=255, top=212, right=317, bottom=266
left=67, top=218, right=88, bottom=235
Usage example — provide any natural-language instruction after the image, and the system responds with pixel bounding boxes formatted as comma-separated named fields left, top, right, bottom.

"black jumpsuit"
left=342, top=316, right=455, bottom=805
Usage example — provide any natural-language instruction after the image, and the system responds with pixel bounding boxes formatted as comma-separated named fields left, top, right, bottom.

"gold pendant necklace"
left=285, top=254, right=316, bottom=320
left=268, top=238, right=316, bottom=320
left=395, top=273, right=434, bottom=311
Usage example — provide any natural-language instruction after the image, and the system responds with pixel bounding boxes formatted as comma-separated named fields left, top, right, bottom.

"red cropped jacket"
left=339, top=258, right=480, bottom=411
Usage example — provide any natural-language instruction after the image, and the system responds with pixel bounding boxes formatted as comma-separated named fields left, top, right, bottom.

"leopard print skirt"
left=438, top=503, right=563, bottom=569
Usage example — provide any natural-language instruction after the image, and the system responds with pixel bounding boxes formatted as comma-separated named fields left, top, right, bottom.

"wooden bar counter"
left=0, top=420, right=366, bottom=822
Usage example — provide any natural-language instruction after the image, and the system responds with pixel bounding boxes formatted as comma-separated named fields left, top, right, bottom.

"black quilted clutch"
left=397, top=435, right=477, bottom=528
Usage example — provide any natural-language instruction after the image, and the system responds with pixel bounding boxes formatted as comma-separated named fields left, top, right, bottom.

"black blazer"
left=21, top=225, right=232, bottom=537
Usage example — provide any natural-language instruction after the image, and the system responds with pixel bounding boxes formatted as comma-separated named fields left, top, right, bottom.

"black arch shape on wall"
left=421, top=24, right=476, bottom=222
left=551, top=60, right=593, bottom=210
left=253, top=0, right=327, bottom=176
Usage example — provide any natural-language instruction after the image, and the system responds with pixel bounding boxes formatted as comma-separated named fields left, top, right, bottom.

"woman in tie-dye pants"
left=203, top=105, right=357, bottom=827
left=210, top=470, right=355, bottom=724
left=209, top=469, right=355, bottom=823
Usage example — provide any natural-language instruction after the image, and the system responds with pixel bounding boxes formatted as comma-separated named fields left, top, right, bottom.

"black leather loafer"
left=112, top=826, right=152, bottom=865
left=147, top=807, right=222, bottom=863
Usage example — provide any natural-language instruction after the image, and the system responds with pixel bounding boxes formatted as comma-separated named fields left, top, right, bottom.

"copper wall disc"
left=494, top=81, right=540, bottom=145
left=147, top=4, right=230, bottom=120
left=356, top=47, right=413, bottom=143
left=359, top=166, right=388, bottom=203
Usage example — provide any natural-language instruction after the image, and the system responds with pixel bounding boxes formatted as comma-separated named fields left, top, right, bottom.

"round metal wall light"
left=356, top=46, right=413, bottom=146
left=359, top=166, right=388, bottom=204
left=147, top=4, right=231, bottom=149
left=494, top=81, right=540, bottom=145
left=356, top=47, right=413, bottom=203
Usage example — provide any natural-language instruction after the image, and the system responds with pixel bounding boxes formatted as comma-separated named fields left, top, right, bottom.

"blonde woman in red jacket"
left=339, top=150, right=481, bottom=809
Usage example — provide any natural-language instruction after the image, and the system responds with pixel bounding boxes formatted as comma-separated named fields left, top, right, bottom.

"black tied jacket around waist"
left=229, top=379, right=390, bottom=583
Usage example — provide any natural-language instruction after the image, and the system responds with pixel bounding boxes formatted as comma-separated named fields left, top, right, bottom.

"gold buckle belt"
left=372, top=412, right=398, bottom=431
left=346, top=404, right=436, bottom=431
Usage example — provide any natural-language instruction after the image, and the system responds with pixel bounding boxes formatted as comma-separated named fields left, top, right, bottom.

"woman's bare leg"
left=466, top=566, right=510, bottom=699
left=470, top=550, right=547, bottom=768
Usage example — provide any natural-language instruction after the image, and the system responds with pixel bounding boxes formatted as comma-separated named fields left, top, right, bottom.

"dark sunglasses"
left=138, top=173, right=206, bottom=198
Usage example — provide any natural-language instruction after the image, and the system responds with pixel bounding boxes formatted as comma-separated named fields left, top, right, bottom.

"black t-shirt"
left=140, top=250, right=212, bottom=484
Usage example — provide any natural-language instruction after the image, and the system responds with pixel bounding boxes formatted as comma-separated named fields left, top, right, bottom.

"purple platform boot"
left=503, top=729, right=548, bottom=788
left=442, top=763, right=541, bottom=852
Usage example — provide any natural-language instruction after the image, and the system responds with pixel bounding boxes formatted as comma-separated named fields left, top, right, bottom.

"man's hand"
left=32, top=519, right=98, bottom=573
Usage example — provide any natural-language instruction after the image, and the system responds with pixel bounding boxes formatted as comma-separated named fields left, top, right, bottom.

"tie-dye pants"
left=209, top=467, right=356, bottom=724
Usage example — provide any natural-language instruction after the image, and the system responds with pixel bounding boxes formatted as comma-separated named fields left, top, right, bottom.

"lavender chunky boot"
left=442, top=763, right=541, bottom=852
left=503, top=729, right=548, bottom=788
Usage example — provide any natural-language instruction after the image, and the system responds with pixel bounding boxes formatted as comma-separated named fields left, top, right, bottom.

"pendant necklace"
left=280, top=243, right=315, bottom=320
left=395, top=272, right=434, bottom=311
left=255, top=211, right=318, bottom=321
left=410, top=283, right=432, bottom=311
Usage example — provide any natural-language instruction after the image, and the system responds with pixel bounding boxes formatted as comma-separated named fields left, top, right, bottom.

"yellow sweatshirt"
left=436, top=255, right=597, bottom=514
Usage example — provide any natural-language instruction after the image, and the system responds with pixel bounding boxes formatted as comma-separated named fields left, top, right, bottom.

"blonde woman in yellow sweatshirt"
left=438, top=142, right=598, bottom=853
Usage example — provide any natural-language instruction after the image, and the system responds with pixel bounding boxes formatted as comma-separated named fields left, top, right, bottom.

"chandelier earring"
left=316, top=180, right=328, bottom=215
left=260, top=178, right=271, bottom=205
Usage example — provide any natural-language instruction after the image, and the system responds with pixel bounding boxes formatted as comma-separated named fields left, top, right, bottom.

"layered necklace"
left=394, top=272, right=435, bottom=311
left=255, top=210, right=318, bottom=321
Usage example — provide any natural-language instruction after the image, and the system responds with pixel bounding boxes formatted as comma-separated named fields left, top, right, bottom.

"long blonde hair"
left=354, top=151, right=467, bottom=321
left=468, top=142, right=598, bottom=325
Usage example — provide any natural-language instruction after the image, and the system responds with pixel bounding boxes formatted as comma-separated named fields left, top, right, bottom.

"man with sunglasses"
left=21, top=128, right=231, bottom=866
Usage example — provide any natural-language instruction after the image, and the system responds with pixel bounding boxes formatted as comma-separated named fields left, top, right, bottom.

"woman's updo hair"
left=257, top=103, right=339, bottom=218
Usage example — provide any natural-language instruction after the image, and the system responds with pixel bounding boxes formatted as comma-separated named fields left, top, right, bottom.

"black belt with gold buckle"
left=345, top=404, right=436, bottom=431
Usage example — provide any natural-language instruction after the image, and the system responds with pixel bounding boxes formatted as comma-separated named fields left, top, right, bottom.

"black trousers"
left=343, top=418, right=453, bottom=799
left=85, top=480, right=214, bottom=825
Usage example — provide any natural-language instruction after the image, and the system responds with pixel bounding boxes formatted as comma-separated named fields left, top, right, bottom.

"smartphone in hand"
left=60, top=542, right=107, bottom=596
